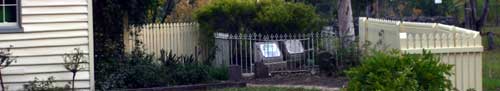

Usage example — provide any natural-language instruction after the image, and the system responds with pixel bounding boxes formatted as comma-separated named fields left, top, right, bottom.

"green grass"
left=483, top=26, right=500, bottom=91
left=211, top=87, right=321, bottom=91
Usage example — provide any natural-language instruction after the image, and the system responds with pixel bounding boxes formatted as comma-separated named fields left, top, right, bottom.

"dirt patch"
left=244, top=72, right=348, bottom=88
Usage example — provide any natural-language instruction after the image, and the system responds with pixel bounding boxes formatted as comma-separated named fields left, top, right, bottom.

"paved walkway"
left=247, top=84, right=341, bottom=91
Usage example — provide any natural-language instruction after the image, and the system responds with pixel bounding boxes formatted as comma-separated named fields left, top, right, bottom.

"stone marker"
left=254, top=62, right=269, bottom=78
left=488, top=32, right=495, bottom=50
left=229, top=65, right=242, bottom=81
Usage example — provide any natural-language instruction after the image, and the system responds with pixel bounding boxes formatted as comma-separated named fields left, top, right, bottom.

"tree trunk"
left=337, top=0, right=355, bottom=48
left=465, top=0, right=489, bottom=32
left=72, top=73, right=76, bottom=91
left=475, top=0, right=489, bottom=32
left=497, top=0, right=499, bottom=26
left=465, top=2, right=471, bottom=29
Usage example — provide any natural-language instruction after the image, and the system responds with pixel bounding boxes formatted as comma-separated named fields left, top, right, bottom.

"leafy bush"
left=252, top=0, right=320, bottom=33
left=95, top=50, right=169, bottom=90
left=169, top=64, right=210, bottom=85
left=23, top=76, right=70, bottom=91
left=194, top=0, right=321, bottom=34
left=207, top=66, right=229, bottom=81
left=346, top=50, right=454, bottom=91
left=159, top=50, right=228, bottom=85
left=96, top=49, right=228, bottom=90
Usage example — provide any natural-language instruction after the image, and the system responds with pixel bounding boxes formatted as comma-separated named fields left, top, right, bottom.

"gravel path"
left=244, top=72, right=348, bottom=91
left=247, top=84, right=341, bottom=91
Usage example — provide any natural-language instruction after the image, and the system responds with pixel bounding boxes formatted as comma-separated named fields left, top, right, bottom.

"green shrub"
left=169, top=64, right=210, bottom=85
left=207, top=66, right=229, bottom=81
left=346, top=50, right=454, bottom=91
left=160, top=49, right=228, bottom=85
left=96, top=50, right=169, bottom=90
left=23, top=76, right=70, bottom=91
left=96, top=48, right=229, bottom=90
left=194, top=0, right=320, bottom=34
left=252, top=0, right=320, bottom=33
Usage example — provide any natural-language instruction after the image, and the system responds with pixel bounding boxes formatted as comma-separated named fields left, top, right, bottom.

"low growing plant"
left=346, top=50, right=454, bottom=91
left=0, top=45, right=16, bottom=91
left=207, top=66, right=229, bottom=81
left=159, top=49, right=228, bottom=85
left=23, top=76, right=70, bottom=91
left=63, top=48, right=87, bottom=91
left=96, top=49, right=229, bottom=90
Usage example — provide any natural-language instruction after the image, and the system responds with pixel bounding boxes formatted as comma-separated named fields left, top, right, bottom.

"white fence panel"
left=125, top=23, right=200, bottom=58
left=359, top=17, right=483, bottom=91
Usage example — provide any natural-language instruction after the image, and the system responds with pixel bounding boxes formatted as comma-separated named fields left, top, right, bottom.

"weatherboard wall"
left=0, top=0, right=93, bottom=90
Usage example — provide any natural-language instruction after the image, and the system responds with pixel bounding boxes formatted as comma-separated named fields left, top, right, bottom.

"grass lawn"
left=211, top=87, right=321, bottom=91
left=483, top=26, right=500, bottom=91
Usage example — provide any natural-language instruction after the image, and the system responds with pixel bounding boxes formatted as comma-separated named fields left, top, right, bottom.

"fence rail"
left=359, top=17, right=483, bottom=91
left=214, top=32, right=336, bottom=74
left=124, top=23, right=201, bottom=58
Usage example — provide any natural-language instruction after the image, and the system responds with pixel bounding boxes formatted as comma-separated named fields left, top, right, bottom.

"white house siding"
left=0, top=0, right=93, bottom=90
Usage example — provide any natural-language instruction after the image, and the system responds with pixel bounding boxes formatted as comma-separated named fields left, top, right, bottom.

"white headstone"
left=259, top=43, right=281, bottom=57
left=435, top=0, right=442, bottom=4
left=285, top=40, right=304, bottom=54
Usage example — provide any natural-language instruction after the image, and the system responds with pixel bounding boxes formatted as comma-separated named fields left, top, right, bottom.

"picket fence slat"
left=125, top=23, right=201, bottom=59
left=359, top=17, right=483, bottom=91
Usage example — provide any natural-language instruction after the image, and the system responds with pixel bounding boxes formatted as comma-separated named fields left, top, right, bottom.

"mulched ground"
left=243, top=72, right=349, bottom=88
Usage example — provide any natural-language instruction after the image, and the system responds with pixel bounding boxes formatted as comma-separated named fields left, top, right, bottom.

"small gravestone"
left=435, top=0, right=442, bottom=4
left=254, top=42, right=285, bottom=72
left=228, top=65, right=242, bottom=81
left=488, top=32, right=495, bottom=50
left=254, top=42, right=283, bottom=63
left=254, top=62, right=269, bottom=78
left=283, top=40, right=306, bottom=70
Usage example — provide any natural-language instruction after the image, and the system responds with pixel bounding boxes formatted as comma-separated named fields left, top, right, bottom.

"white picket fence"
left=124, top=23, right=201, bottom=58
left=359, top=17, right=483, bottom=91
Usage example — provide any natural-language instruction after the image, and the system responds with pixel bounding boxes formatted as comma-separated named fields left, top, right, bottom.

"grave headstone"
left=254, top=62, right=269, bottom=78
left=228, top=65, right=242, bottom=81
left=488, top=32, right=495, bottom=50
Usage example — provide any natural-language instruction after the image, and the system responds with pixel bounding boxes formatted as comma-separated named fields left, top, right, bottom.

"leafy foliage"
left=346, top=50, right=454, bottom=91
left=96, top=49, right=228, bottom=90
left=23, top=76, right=70, bottom=91
left=287, top=0, right=336, bottom=18
left=193, top=0, right=321, bottom=34
left=95, top=49, right=168, bottom=90
left=159, top=49, right=228, bottom=85
left=207, top=65, right=229, bottom=81
left=253, top=0, right=321, bottom=34
left=407, top=0, right=460, bottom=16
